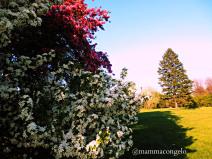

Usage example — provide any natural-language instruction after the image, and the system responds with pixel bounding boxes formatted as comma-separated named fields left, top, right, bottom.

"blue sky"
left=87, top=0, right=212, bottom=91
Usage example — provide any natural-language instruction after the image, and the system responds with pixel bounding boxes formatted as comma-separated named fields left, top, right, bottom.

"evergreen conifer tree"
left=158, top=48, right=193, bottom=107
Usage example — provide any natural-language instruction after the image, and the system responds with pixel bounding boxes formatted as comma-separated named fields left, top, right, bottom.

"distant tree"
left=142, top=89, right=161, bottom=109
left=192, top=78, right=212, bottom=107
left=158, top=48, right=193, bottom=108
left=206, top=78, right=212, bottom=94
left=193, top=80, right=205, bottom=95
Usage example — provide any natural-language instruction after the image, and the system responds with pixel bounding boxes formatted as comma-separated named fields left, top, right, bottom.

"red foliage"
left=46, top=0, right=112, bottom=72
left=206, top=78, right=212, bottom=94
left=193, top=80, right=205, bottom=95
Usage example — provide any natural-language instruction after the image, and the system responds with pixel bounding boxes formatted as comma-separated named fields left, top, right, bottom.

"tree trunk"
left=174, top=96, right=178, bottom=108
left=175, top=101, right=178, bottom=108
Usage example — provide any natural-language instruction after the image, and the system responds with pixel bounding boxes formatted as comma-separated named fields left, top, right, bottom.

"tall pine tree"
left=158, top=48, right=193, bottom=107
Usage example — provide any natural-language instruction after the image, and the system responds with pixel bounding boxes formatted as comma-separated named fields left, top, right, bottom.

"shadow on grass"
left=120, top=111, right=196, bottom=159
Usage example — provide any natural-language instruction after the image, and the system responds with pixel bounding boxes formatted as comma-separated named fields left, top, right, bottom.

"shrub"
left=183, top=98, right=198, bottom=108
left=157, top=96, right=171, bottom=108
left=156, top=95, right=197, bottom=108
left=0, top=0, right=140, bottom=158
left=0, top=52, right=140, bottom=158
left=141, top=89, right=161, bottom=109
left=193, top=94, right=212, bottom=107
left=193, top=79, right=212, bottom=107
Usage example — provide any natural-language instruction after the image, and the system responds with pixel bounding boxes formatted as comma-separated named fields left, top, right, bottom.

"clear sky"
left=87, top=0, right=212, bottom=91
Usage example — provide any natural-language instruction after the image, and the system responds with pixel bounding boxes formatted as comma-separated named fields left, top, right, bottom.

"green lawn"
left=121, top=107, right=212, bottom=159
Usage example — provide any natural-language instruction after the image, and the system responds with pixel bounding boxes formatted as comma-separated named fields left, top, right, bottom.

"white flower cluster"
left=0, top=54, right=141, bottom=158
left=0, top=0, right=63, bottom=47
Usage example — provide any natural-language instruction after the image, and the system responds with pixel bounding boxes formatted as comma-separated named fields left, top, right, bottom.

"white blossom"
left=86, top=140, right=99, bottom=152
left=27, top=122, right=37, bottom=131
left=117, top=131, right=124, bottom=138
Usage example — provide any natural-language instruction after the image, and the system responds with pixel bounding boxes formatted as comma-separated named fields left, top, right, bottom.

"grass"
left=121, top=107, right=212, bottom=159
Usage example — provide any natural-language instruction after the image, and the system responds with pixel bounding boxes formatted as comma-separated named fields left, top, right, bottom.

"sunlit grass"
left=121, top=107, right=212, bottom=159
left=170, top=107, right=212, bottom=159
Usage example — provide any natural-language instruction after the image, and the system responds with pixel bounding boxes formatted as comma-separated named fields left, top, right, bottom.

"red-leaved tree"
left=206, top=78, right=212, bottom=94
left=193, top=80, right=205, bottom=95
left=2, top=0, right=112, bottom=73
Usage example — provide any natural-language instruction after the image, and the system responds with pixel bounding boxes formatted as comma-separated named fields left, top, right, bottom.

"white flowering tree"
left=0, top=0, right=141, bottom=158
